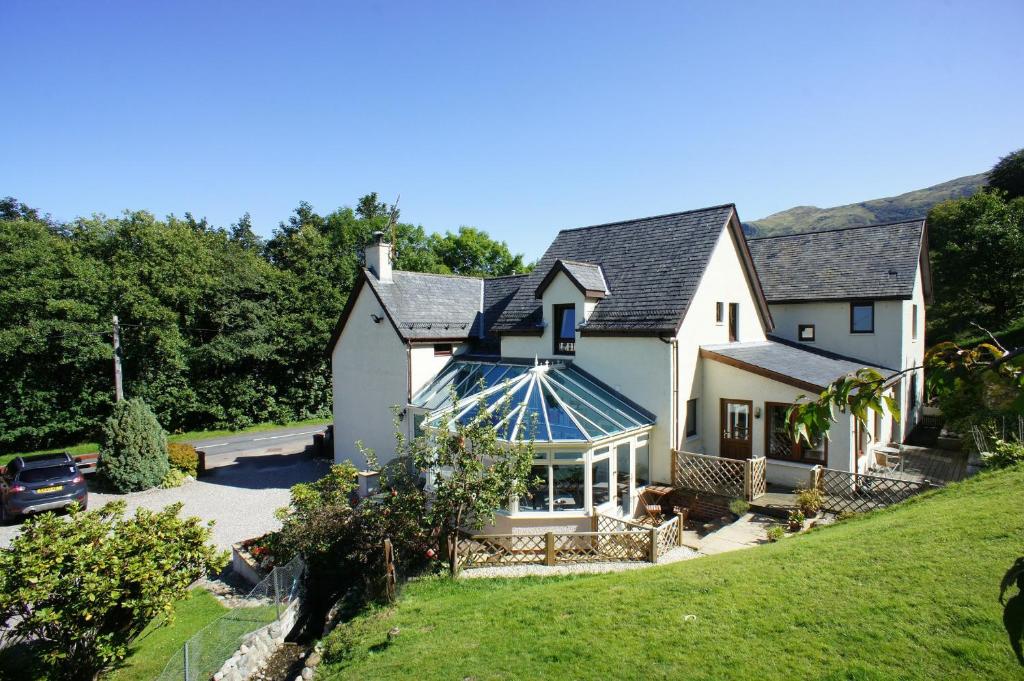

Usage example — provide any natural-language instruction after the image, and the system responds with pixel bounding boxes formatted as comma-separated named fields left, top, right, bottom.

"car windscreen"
left=17, top=465, right=77, bottom=484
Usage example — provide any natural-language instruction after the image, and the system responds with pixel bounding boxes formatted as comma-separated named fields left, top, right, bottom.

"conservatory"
left=409, top=359, right=656, bottom=523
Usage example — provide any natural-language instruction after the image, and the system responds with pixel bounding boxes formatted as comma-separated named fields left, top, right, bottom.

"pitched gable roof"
left=493, top=204, right=771, bottom=335
left=534, top=260, right=608, bottom=299
left=482, top=274, right=525, bottom=337
left=747, top=219, right=930, bottom=303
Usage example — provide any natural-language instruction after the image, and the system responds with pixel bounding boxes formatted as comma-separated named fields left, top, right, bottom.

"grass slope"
left=320, top=466, right=1024, bottom=680
left=746, top=172, right=987, bottom=236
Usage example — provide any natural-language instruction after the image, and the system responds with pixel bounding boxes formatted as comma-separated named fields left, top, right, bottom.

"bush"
left=160, top=468, right=187, bottom=488
left=766, top=525, right=785, bottom=542
left=728, top=499, right=750, bottom=517
left=794, top=486, right=825, bottom=516
left=99, top=398, right=169, bottom=493
left=0, top=501, right=225, bottom=681
left=983, top=439, right=1024, bottom=470
left=168, top=442, right=199, bottom=476
left=836, top=510, right=859, bottom=522
left=787, top=509, right=806, bottom=531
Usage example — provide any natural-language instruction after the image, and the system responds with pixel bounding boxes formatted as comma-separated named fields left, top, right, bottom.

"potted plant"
left=794, top=486, right=825, bottom=518
left=787, top=509, right=806, bottom=532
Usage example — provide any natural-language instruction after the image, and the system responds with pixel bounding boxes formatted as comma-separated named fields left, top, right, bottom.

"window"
left=635, top=438, right=650, bottom=487
left=912, top=304, right=918, bottom=341
left=518, top=454, right=585, bottom=512
left=553, top=304, right=576, bottom=355
left=715, top=302, right=724, bottom=324
left=728, top=303, right=739, bottom=342
left=765, top=403, right=827, bottom=465
left=685, top=398, right=698, bottom=439
left=798, top=324, right=815, bottom=342
left=519, top=465, right=549, bottom=511
left=615, top=442, right=631, bottom=515
left=909, top=372, right=918, bottom=411
left=591, top=457, right=610, bottom=506
left=433, top=343, right=453, bottom=357
left=873, top=410, right=881, bottom=442
left=413, top=412, right=426, bottom=438
left=850, top=302, right=874, bottom=333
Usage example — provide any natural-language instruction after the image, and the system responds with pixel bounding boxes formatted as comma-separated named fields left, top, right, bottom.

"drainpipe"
left=659, top=335, right=680, bottom=458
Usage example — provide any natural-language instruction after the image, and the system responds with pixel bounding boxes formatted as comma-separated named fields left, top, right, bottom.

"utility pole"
left=112, top=314, right=124, bottom=402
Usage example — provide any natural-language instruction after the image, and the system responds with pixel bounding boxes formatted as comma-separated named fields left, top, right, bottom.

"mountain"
left=744, top=172, right=987, bottom=237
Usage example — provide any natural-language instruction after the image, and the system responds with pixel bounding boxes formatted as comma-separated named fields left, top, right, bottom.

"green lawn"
left=0, top=417, right=329, bottom=466
left=319, top=466, right=1024, bottom=680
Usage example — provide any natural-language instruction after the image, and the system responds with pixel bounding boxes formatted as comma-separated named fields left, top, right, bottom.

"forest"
left=0, top=194, right=529, bottom=452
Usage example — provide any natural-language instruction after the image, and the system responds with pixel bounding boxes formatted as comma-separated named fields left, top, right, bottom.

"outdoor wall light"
left=754, top=407, right=762, bottom=419
left=370, top=313, right=384, bottom=323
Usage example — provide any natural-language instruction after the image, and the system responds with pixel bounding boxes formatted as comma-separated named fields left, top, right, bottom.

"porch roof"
left=700, top=340, right=895, bottom=393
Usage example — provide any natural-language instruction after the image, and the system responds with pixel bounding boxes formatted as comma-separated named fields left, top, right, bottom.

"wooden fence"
left=456, top=514, right=683, bottom=569
left=672, top=450, right=767, bottom=501
left=809, top=466, right=935, bottom=514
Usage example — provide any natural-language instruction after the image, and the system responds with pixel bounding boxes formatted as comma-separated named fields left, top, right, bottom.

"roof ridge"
left=557, top=258, right=602, bottom=267
left=388, top=268, right=482, bottom=281
left=747, top=217, right=926, bottom=241
left=556, top=203, right=735, bottom=234
left=484, top=273, right=529, bottom=280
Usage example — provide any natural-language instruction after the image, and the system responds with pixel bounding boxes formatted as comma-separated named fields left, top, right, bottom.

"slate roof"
left=482, top=275, right=525, bottom=337
left=364, top=270, right=483, bottom=341
left=747, top=219, right=928, bottom=303
left=535, top=260, right=609, bottom=298
left=493, top=204, right=769, bottom=334
left=701, top=340, right=895, bottom=392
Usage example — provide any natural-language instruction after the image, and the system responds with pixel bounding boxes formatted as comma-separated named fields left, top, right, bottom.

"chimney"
left=366, top=231, right=392, bottom=283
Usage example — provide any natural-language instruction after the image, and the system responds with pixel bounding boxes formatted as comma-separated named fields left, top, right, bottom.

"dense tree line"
left=0, top=194, right=529, bottom=453
left=927, top=148, right=1024, bottom=341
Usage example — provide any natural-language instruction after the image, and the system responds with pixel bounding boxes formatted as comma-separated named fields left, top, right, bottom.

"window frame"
left=715, top=302, right=724, bottom=325
left=552, top=304, right=577, bottom=356
left=433, top=343, right=453, bottom=357
left=798, top=324, right=816, bottom=342
left=764, top=402, right=828, bottom=465
left=684, top=398, right=698, bottom=439
left=728, top=302, right=739, bottom=342
left=911, top=304, right=918, bottom=341
left=849, top=301, right=875, bottom=334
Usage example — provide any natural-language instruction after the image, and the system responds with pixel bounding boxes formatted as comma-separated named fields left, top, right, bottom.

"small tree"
left=989, top=147, right=1024, bottom=199
left=99, top=397, right=169, bottom=492
left=0, top=502, right=225, bottom=681
left=407, top=394, right=535, bottom=576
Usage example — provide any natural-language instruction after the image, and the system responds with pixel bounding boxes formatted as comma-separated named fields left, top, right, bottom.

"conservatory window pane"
left=545, top=372, right=631, bottom=433
left=555, top=369, right=648, bottom=426
left=592, top=457, right=610, bottom=507
left=519, top=465, right=549, bottom=511
left=552, top=465, right=584, bottom=511
left=616, top=443, right=631, bottom=514
left=635, top=440, right=650, bottom=487
left=541, top=384, right=588, bottom=440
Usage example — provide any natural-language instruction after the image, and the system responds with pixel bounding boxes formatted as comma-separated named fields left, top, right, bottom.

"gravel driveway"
left=0, top=449, right=330, bottom=552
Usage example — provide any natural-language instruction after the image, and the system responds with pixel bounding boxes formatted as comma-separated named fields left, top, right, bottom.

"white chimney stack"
left=366, top=231, right=393, bottom=283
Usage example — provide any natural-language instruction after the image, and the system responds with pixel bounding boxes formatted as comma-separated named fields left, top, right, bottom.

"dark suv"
left=1, top=452, right=88, bottom=523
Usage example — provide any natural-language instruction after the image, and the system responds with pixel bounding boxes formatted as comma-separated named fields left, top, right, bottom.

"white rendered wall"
left=409, top=342, right=465, bottom=396
left=768, top=300, right=903, bottom=371
left=700, top=359, right=856, bottom=478
left=676, top=225, right=769, bottom=455
left=500, top=272, right=585, bottom=360
left=331, top=288, right=408, bottom=468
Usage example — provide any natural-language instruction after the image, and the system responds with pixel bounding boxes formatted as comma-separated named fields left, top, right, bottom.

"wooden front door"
left=720, top=399, right=753, bottom=459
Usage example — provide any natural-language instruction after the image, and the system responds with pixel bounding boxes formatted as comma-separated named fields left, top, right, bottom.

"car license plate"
left=37, top=485, right=63, bottom=494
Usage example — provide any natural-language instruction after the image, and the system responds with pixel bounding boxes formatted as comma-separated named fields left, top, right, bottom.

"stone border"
left=213, top=600, right=299, bottom=681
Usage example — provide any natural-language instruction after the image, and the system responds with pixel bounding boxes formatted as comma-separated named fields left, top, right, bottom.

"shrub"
left=794, top=486, right=825, bottom=516
left=766, top=525, right=785, bottom=542
left=728, top=499, right=750, bottom=517
left=99, top=398, right=169, bottom=493
left=787, top=509, right=806, bottom=531
left=983, top=439, right=1024, bottom=470
left=168, top=442, right=199, bottom=476
left=160, top=468, right=187, bottom=489
left=836, top=510, right=859, bottom=522
left=0, top=501, right=225, bottom=681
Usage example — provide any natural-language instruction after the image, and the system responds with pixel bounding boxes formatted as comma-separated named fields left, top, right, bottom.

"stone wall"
left=213, top=600, right=299, bottom=681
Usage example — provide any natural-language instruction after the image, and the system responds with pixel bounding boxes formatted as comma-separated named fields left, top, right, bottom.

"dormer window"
left=553, top=304, right=576, bottom=355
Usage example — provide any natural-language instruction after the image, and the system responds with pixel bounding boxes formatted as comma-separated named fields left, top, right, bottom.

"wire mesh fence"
left=156, top=556, right=305, bottom=681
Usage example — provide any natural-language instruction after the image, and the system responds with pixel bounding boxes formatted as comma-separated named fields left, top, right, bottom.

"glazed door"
left=720, top=399, right=753, bottom=459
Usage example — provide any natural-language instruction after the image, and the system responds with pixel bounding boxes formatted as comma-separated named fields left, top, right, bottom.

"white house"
left=328, top=206, right=930, bottom=530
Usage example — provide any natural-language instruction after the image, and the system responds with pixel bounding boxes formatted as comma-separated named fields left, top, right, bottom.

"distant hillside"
left=745, top=172, right=987, bottom=237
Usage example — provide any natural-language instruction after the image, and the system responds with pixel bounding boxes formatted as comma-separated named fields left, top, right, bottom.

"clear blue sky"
left=2, top=1, right=1021, bottom=260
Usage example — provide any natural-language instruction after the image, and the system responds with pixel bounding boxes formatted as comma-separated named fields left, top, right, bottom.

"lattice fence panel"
left=457, top=533, right=546, bottom=568
left=557, top=531, right=649, bottom=562
left=653, top=515, right=680, bottom=558
left=817, top=468, right=932, bottom=514
left=748, top=456, right=767, bottom=500
left=673, top=451, right=745, bottom=498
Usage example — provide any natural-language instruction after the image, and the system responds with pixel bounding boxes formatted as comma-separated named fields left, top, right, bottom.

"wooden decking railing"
left=808, top=466, right=935, bottom=514
left=456, top=513, right=684, bottom=570
left=672, top=450, right=767, bottom=501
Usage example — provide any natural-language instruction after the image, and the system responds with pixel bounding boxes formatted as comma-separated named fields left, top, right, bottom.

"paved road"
left=0, top=425, right=333, bottom=552
left=190, top=423, right=330, bottom=460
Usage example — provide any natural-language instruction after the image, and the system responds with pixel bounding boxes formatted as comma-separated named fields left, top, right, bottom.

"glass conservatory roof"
left=410, top=360, right=655, bottom=443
